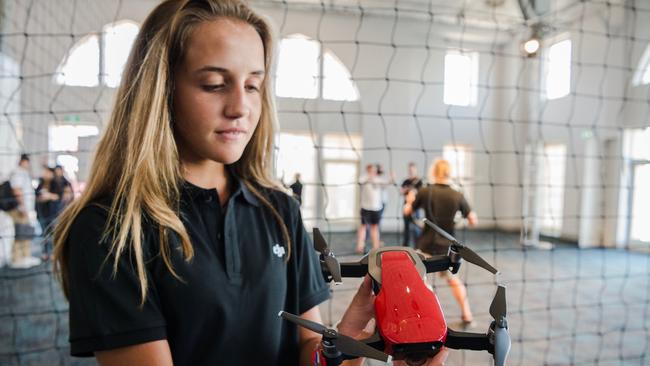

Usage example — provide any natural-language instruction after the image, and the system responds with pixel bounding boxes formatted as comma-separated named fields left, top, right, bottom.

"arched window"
left=55, top=20, right=139, bottom=88
left=103, top=21, right=140, bottom=88
left=323, top=51, right=359, bottom=102
left=543, top=39, right=572, bottom=100
left=55, top=34, right=100, bottom=87
left=275, top=33, right=359, bottom=101
left=275, top=34, right=320, bottom=99
left=633, top=44, right=650, bottom=86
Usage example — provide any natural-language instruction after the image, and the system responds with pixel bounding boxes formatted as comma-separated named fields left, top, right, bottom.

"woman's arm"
left=298, top=306, right=325, bottom=366
left=95, top=340, right=173, bottom=366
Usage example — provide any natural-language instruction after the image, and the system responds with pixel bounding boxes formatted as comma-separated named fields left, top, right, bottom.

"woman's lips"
left=215, top=128, right=246, bottom=142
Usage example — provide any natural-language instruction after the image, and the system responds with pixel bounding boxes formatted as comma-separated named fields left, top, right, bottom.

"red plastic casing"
left=374, top=251, right=447, bottom=354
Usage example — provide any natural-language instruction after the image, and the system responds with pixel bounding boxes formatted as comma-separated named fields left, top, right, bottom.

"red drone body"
left=279, top=222, right=511, bottom=366
left=375, top=251, right=447, bottom=353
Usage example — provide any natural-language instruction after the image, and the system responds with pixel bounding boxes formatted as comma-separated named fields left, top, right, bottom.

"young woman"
left=53, top=1, right=447, bottom=365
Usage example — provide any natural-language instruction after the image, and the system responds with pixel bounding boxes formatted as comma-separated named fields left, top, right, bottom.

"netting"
left=0, top=0, right=649, bottom=365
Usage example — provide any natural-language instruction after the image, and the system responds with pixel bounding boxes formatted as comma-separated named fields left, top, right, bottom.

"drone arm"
left=339, top=262, right=368, bottom=278
left=444, top=329, right=491, bottom=351
left=423, top=256, right=460, bottom=274
left=320, top=262, right=367, bottom=282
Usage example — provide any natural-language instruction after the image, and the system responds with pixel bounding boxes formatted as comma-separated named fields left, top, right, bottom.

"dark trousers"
left=38, top=217, right=56, bottom=256
left=402, top=215, right=421, bottom=247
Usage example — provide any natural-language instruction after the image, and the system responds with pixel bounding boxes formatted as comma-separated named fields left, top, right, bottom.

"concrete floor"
left=0, top=230, right=648, bottom=365
left=319, top=230, right=650, bottom=366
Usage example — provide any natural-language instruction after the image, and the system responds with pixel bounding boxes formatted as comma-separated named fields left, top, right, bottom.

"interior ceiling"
left=251, top=0, right=621, bottom=45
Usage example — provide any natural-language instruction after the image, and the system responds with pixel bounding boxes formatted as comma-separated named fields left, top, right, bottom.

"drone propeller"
left=422, top=219, right=498, bottom=274
left=489, top=285, right=511, bottom=366
left=313, top=228, right=342, bottom=283
left=278, top=311, right=389, bottom=362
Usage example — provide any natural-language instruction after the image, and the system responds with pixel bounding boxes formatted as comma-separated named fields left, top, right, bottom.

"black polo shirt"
left=412, top=183, right=471, bottom=255
left=66, top=179, right=330, bottom=365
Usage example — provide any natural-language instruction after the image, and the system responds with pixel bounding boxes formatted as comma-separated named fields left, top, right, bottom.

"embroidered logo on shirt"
left=272, top=244, right=286, bottom=258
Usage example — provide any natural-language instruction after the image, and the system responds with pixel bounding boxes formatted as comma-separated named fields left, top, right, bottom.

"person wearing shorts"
left=356, top=164, right=387, bottom=254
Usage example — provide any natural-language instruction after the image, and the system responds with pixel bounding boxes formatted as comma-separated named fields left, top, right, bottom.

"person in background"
left=289, top=172, right=303, bottom=205
left=400, top=162, right=423, bottom=247
left=356, top=164, right=390, bottom=254
left=8, top=154, right=40, bottom=268
left=35, top=165, right=62, bottom=261
left=54, top=165, right=73, bottom=207
left=376, top=164, right=388, bottom=217
left=404, top=159, right=478, bottom=330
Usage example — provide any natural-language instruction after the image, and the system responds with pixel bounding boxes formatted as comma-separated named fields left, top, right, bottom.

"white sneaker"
left=10, top=256, right=41, bottom=269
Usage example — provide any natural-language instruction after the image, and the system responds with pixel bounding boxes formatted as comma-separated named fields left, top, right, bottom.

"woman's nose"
left=223, top=85, right=248, bottom=119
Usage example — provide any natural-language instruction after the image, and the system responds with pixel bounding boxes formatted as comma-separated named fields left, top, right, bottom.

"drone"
left=279, top=219, right=511, bottom=366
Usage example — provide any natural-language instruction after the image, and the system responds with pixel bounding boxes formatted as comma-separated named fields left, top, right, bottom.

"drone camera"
left=391, top=341, right=443, bottom=363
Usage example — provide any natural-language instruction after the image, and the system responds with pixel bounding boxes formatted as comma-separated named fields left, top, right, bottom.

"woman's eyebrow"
left=196, top=65, right=265, bottom=76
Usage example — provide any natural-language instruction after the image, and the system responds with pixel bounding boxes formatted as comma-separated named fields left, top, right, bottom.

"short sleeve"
left=412, top=187, right=427, bottom=210
left=289, top=200, right=330, bottom=314
left=459, top=194, right=471, bottom=218
left=66, top=203, right=166, bottom=356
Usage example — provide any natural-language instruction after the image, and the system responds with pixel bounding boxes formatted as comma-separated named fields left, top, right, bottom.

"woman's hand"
left=337, top=275, right=375, bottom=338
left=338, top=276, right=449, bottom=366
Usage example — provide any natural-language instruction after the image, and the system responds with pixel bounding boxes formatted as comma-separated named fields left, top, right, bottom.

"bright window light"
left=324, top=162, right=358, bottom=220
left=323, top=51, right=359, bottom=101
left=103, top=21, right=139, bottom=88
left=627, top=127, right=650, bottom=160
left=442, top=144, right=474, bottom=202
left=276, top=34, right=359, bottom=101
left=56, top=35, right=100, bottom=87
left=443, top=51, right=479, bottom=107
left=275, top=35, right=320, bottom=99
left=545, top=39, right=572, bottom=100
left=49, top=125, right=99, bottom=152
left=633, top=44, right=650, bottom=86
left=55, top=20, right=139, bottom=87
left=56, top=155, right=79, bottom=177
left=322, top=134, right=362, bottom=222
left=631, top=163, right=650, bottom=242
left=275, top=132, right=317, bottom=223
left=540, top=144, right=566, bottom=234
left=322, top=134, right=362, bottom=160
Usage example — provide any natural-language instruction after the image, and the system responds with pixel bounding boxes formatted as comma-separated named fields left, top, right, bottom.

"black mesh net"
left=0, top=0, right=648, bottom=365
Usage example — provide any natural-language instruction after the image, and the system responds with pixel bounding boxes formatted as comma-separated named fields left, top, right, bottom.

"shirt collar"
left=181, top=176, right=260, bottom=207
left=235, top=180, right=261, bottom=207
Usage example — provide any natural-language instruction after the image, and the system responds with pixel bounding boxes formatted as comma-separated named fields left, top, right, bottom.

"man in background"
left=400, top=162, right=423, bottom=247
left=289, top=172, right=303, bottom=205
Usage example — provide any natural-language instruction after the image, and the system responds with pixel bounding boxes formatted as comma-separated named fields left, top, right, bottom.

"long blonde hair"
left=53, top=0, right=290, bottom=304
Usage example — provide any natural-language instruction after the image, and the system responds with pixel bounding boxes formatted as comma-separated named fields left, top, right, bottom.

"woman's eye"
left=201, top=84, right=224, bottom=92
left=246, top=84, right=260, bottom=93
